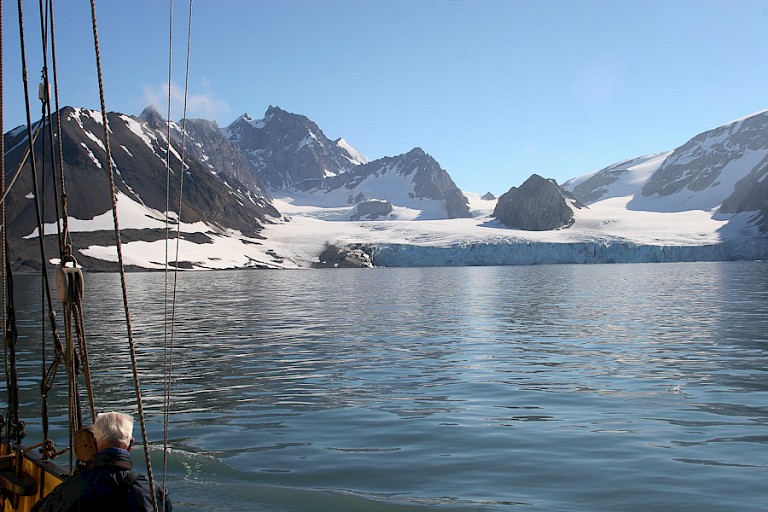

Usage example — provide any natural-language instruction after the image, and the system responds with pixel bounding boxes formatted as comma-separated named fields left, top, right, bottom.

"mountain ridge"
left=2, top=104, right=767, bottom=269
left=2, top=105, right=283, bottom=270
left=563, top=109, right=768, bottom=230
left=223, top=106, right=368, bottom=190
left=224, top=106, right=471, bottom=219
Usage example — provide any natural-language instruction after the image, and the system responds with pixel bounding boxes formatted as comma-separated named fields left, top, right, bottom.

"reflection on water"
left=4, top=262, right=768, bottom=511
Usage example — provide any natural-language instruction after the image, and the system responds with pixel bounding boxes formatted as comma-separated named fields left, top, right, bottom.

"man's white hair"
left=93, top=411, right=134, bottom=449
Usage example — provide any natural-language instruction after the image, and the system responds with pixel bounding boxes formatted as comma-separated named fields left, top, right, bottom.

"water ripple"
left=5, top=262, right=768, bottom=511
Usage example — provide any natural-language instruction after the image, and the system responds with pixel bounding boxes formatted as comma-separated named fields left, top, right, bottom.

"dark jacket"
left=31, top=448, right=171, bottom=512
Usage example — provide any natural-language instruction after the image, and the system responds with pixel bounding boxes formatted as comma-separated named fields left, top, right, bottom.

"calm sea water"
left=6, top=262, right=768, bottom=511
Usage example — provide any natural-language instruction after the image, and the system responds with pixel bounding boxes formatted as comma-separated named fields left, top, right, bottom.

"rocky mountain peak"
left=262, top=105, right=316, bottom=129
left=185, top=117, right=220, bottom=130
left=221, top=107, right=466, bottom=219
left=138, top=105, right=166, bottom=130
left=225, top=106, right=366, bottom=190
left=265, top=105, right=288, bottom=116
left=315, top=147, right=470, bottom=219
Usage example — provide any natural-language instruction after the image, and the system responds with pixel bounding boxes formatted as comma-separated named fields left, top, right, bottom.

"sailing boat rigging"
left=0, top=1, right=193, bottom=510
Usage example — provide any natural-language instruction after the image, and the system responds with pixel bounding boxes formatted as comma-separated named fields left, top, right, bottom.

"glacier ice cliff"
left=364, top=240, right=768, bottom=267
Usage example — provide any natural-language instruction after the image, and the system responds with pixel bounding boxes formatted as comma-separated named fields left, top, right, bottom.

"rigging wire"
left=30, top=0, right=74, bottom=458
left=17, top=6, right=63, bottom=363
left=16, top=3, right=64, bottom=390
left=42, top=0, right=82, bottom=449
left=0, top=0, right=11, bottom=453
left=11, top=0, right=41, bottom=450
left=162, top=1, right=174, bottom=498
left=0, top=122, right=42, bottom=205
left=38, top=0, right=52, bottom=444
left=1, top=0, right=6, bottom=446
left=37, top=0, right=67, bottom=262
left=161, top=0, right=174, bottom=505
left=162, top=3, right=194, bottom=507
left=87, top=2, right=159, bottom=511
left=164, top=0, right=173, bottom=364
left=38, top=0, right=64, bottom=250
left=1, top=1, right=175, bottom=507
left=46, top=0, right=72, bottom=256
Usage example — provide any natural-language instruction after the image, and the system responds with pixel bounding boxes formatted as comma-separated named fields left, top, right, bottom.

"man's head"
left=93, top=411, right=134, bottom=451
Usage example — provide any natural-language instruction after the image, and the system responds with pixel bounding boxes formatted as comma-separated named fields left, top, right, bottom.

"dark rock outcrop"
left=407, top=148, right=471, bottom=219
left=719, top=152, right=768, bottom=231
left=315, top=243, right=373, bottom=268
left=493, top=174, right=581, bottom=230
left=351, top=199, right=393, bottom=220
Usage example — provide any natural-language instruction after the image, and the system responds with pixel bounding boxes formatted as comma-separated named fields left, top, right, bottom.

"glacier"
left=257, top=192, right=768, bottom=269
left=365, top=239, right=768, bottom=267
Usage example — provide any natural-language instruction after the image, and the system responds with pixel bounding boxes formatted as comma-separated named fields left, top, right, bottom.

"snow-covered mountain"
left=3, top=104, right=473, bottom=270
left=267, top=110, right=768, bottom=268
left=4, top=105, right=767, bottom=270
left=224, top=106, right=369, bottom=190
left=286, top=147, right=471, bottom=220
left=563, top=110, right=768, bottom=231
left=225, top=106, right=470, bottom=220
left=562, top=153, right=670, bottom=205
left=3, top=106, right=282, bottom=270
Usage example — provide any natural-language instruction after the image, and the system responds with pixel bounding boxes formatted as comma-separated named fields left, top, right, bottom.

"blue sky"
left=3, top=0, right=767, bottom=194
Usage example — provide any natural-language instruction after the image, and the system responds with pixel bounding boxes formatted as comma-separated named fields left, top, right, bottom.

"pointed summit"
left=313, top=147, right=470, bottom=219
left=139, top=105, right=166, bottom=130
left=335, top=137, right=369, bottom=166
left=265, top=105, right=287, bottom=116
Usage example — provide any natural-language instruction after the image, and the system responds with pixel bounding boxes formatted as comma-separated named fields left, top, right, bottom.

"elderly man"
left=32, top=412, right=171, bottom=512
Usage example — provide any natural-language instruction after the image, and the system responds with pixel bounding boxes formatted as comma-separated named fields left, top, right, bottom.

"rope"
left=88, top=3, right=158, bottom=511
left=10, top=0, right=37, bottom=448
left=20, top=13, right=67, bottom=422
left=73, top=299, right=95, bottom=420
left=33, top=0, right=82, bottom=466
left=3, top=251, right=21, bottom=444
left=7, top=0, right=65, bottom=454
left=163, top=4, right=194, bottom=507
left=161, top=0, right=174, bottom=502
left=38, top=0, right=65, bottom=252
left=37, top=1, right=54, bottom=446
left=0, top=122, right=41, bottom=204
left=16, top=1, right=65, bottom=416
left=1, top=0, right=8, bottom=449
left=164, top=0, right=173, bottom=349
left=63, top=293, right=76, bottom=471
left=46, top=0, right=72, bottom=255
left=1, top=0, right=7, bottom=446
